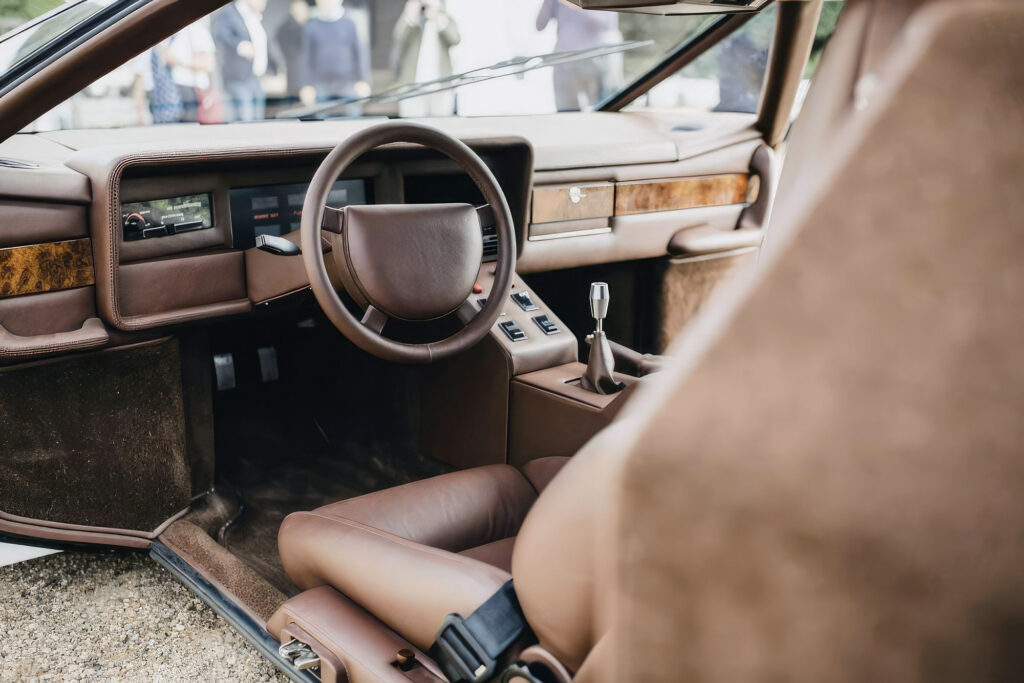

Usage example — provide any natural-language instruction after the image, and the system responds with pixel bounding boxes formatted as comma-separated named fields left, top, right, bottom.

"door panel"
left=0, top=339, right=191, bottom=546
left=656, top=143, right=775, bottom=350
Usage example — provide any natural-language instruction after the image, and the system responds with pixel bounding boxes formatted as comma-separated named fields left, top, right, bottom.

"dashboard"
left=0, top=112, right=764, bottom=362
left=0, top=112, right=761, bottom=337
left=114, top=142, right=529, bottom=269
left=101, top=141, right=534, bottom=328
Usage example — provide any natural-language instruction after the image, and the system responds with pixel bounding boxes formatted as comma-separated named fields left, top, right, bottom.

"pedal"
left=213, top=353, right=236, bottom=391
left=257, top=345, right=279, bottom=383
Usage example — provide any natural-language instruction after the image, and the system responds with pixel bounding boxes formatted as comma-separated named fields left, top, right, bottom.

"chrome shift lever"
left=581, top=282, right=624, bottom=395
left=590, top=282, right=609, bottom=334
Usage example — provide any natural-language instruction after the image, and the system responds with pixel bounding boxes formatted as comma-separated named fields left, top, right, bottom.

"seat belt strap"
left=427, top=581, right=529, bottom=683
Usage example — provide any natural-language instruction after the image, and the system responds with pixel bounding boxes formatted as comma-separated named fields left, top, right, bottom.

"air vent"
left=482, top=224, right=498, bottom=260
left=0, top=157, right=38, bottom=169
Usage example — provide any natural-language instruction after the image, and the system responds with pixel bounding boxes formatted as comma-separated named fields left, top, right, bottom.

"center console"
left=462, top=267, right=575, bottom=377
left=423, top=268, right=651, bottom=470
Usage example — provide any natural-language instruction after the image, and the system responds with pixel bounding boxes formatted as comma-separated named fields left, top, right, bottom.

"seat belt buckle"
left=431, top=613, right=497, bottom=683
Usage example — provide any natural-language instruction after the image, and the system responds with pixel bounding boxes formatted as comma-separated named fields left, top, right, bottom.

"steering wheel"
left=300, top=122, right=516, bottom=363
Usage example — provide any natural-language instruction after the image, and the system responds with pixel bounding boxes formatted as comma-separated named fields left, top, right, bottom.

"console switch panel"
left=532, top=314, right=560, bottom=335
left=498, top=320, right=528, bottom=342
left=510, top=291, right=539, bottom=311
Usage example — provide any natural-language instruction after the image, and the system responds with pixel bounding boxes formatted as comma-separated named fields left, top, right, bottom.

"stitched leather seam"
left=0, top=330, right=107, bottom=359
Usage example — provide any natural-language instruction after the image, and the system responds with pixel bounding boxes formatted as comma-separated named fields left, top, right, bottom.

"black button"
left=141, top=226, right=169, bottom=239
left=477, top=298, right=488, bottom=310
left=510, top=291, right=539, bottom=311
left=532, top=314, right=559, bottom=335
left=498, top=320, right=527, bottom=342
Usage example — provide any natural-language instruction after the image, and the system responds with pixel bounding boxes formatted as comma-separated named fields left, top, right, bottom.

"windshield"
left=3, top=1, right=727, bottom=130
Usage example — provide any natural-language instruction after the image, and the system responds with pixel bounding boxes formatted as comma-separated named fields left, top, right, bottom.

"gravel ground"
left=0, top=549, right=287, bottom=682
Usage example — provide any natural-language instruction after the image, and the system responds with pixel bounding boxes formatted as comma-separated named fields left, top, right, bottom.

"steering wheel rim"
left=301, top=122, right=517, bottom=363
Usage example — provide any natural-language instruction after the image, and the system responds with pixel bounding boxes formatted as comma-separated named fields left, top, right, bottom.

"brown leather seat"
left=281, top=457, right=567, bottom=577
left=277, top=457, right=570, bottom=657
left=275, top=1, right=1024, bottom=680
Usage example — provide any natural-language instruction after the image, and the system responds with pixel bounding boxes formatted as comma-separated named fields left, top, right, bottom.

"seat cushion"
left=310, top=464, right=538, bottom=552
left=459, top=536, right=517, bottom=572
left=280, top=506, right=514, bottom=650
left=277, top=459, right=573, bottom=648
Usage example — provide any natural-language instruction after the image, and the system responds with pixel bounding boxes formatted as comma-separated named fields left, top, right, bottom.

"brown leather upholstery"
left=341, top=203, right=483, bottom=321
left=278, top=460, right=569, bottom=650
left=596, top=0, right=1024, bottom=680
left=302, top=123, right=517, bottom=364
left=520, top=457, right=573, bottom=495
left=277, top=1, right=1024, bottom=679
left=267, top=586, right=448, bottom=682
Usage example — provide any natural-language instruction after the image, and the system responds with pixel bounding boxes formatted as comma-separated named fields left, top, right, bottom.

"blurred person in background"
left=163, top=22, right=218, bottom=123
left=133, top=43, right=182, bottom=124
left=536, top=0, right=620, bottom=111
left=213, top=0, right=269, bottom=121
left=392, top=0, right=460, bottom=117
left=298, top=0, right=371, bottom=112
left=276, top=0, right=311, bottom=103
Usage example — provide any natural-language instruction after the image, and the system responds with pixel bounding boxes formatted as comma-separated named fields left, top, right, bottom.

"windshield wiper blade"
left=278, top=40, right=653, bottom=121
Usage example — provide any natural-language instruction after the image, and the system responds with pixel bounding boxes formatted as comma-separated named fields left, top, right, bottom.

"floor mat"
left=209, top=309, right=453, bottom=595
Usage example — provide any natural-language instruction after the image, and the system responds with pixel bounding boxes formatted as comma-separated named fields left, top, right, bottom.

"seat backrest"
left=511, top=0, right=1024, bottom=679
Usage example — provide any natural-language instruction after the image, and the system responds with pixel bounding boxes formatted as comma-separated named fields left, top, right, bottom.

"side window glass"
left=625, top=5, right=777, bottom=115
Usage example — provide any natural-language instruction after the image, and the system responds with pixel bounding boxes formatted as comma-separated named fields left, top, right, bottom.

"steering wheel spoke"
left=322, top=206, right=346, bottom=234
left=475, top=203, right=495, bottom=229
left=360, top=305, right=389, bottom=334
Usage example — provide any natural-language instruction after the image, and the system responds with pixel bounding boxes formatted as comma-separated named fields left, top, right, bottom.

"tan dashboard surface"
left=36, top=111, right=758, bottom=172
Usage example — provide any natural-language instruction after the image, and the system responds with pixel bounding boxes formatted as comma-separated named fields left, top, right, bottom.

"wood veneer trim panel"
left=614, top=174, right=750, bottom=216
left=0, top=238, right=94, bottom=298
left=532, top=183, right=615, bottom=224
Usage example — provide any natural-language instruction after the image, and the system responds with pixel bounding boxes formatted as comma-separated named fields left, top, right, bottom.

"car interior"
left=1, top=0, right=1022, bottom=680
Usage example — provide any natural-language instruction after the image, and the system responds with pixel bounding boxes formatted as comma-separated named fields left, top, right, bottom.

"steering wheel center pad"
left=342, top=203, right=483, bottom=321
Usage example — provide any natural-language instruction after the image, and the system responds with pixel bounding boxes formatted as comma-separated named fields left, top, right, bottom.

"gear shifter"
left=581, top=282, right=625, bottom=394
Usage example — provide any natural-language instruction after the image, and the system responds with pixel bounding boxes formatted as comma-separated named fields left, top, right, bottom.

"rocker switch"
left=498, top=320, right=528, bottom=342
left=510, top=291, right=539, bottom=311
left=532, top=314, right=559, bottom=335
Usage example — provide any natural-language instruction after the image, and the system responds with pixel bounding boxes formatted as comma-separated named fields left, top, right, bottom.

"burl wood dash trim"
left=532, top=183, right=615, bottom=224
left=0, top=238, right=95, bottom=298
left=614, top=174, right=750, bottom=216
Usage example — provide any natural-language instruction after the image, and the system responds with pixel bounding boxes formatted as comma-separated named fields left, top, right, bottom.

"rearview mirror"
left=567, top=0, right=772, bottom=14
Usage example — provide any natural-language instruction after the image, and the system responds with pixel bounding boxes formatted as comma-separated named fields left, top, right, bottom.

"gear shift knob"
left=582, top=282, right=623, bottom=394
left=589, top=282, right=609, bottom=332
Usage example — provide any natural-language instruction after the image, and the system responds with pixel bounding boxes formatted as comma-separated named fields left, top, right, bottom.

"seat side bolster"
left=279, top=510, right=511, bottom=650
left=520, top=456, right=571, bottom=494
left=313, top=464, right=537, bottom=553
